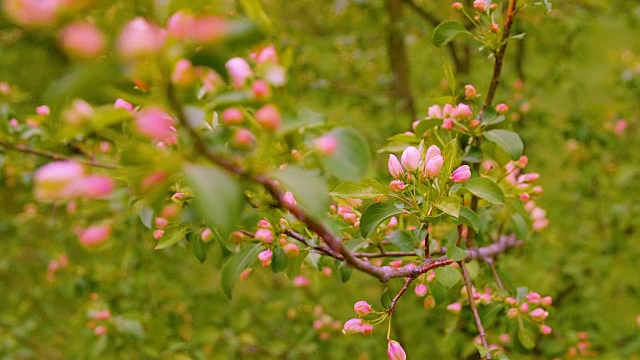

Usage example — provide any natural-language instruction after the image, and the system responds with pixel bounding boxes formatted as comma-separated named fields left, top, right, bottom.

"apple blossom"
left=34, top=161, right=85, bottom=201
left=117, top=17, right=166, bottom=59
left=79, top=224, right=111, bottom=247
left=59, top=22, right=105, bottom=59
left=225, top=57, right=253, bottom=89
left=353, top=301, right=372, bottom=316
left=388, top=154, right=404, bottom=179
left=387, top=340, right=406, bottom=360
left=451, top=165, right=471, bottom=183
left=400, top=146, right=420, bottom=172
left=423, top=155, right=444, bottom=179
left=255, top=104, right=282, bottom=131
left=314, top=135, right=339, bottom=156
left=258, top=249, right=273, bottom=267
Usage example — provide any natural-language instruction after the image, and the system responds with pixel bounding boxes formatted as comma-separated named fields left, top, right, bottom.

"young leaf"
left=339, top=264, right=352, bottom=282
left=239, top=0, right=273, bottom=34
left=323, top=128, right=370, bottom=180
left=271, top=246, right=287, bottom=273
left=330, top=178, right=387, bottom=199
left=155, top=227, right=189, bottom=250
left=484, top=130, right=524, bottom=160
left=447, top=245, right=467, bottom=261
left=435, top=196, right=461, bottom=218
left=285, top=250, right=308, bottom=280
left=459, top=206, right=480, bottom=232
left=221, top=243, right=265, bottom=299
left=359, top=201, right=404, bottom=238
left=139, top=206, right=154, bottom=229
left=464, top=177, right=505, bottom=205
left=191, top=233, right=208, bottom=263
left=517, top=320, right=537, bottom=349
left=475, top=345, right=490, bottom=358
left=272, top=166, right=329, bottom=219
left=432, top=21, right=472, bottom=48
left=435, top=267, right=461, bottom=289
left=185, top=164, right=244, bottom=240
left=385, top=230, right=415, bottom=252
left=380, top=287, right=392, bottom=309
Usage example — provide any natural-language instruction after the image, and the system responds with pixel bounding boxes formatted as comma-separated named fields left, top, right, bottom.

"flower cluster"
left=504, top=291, right=553, bottom=335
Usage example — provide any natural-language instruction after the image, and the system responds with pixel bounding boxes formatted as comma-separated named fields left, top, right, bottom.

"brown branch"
left=460, top=260, right=491, bottom=359
left=389, top=277, right=413, bottom=315
left=465, top=234, right=522, bottom=261
left=283, top=229, right=343, bottom=260
left=0, top=139, right=117, bottom=169
left=482, top=0, right=519, bottom=111
left=487, top=259, right=504, bottom=290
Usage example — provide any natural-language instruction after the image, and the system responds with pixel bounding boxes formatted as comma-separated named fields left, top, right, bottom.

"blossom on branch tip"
left=354, top=301, right=372, bottom=316
left=427, top=105, right=442, bottom=119
left=387, top=340, right=406, bottom=360
left=451, top=165, right=471, bottom=183
left=496, top=103, right=509, bottom=114
left=452, top=2, right=464, bottom=11
left=465, top=84, right=477, bottom=99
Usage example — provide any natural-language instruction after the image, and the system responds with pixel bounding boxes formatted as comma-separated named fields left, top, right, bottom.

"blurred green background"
left=1, top=0, right=639, bottom=358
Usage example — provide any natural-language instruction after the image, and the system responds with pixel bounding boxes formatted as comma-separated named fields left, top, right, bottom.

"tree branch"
left=389, top=276, right=413, bottom=315
left=460, top=260, right=491, bottom=358
left=0, top=139, right=117, bottom=169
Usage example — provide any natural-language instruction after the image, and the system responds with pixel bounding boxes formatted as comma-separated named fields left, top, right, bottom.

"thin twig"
left=487, top=258, right=504, bottom=290
left=0, top=139, right=117, bottom=169
left=389, top=277, right=413, bottom=316
left=460, top=260, right=491, bottom=359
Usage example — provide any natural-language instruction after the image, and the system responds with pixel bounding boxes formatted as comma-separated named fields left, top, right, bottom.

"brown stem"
left=389, top=276, right=413, bottom=315
left=482, top=0, right=519, bottom=111
left=487, top=258, right=504, bottom=290
left=460, top=260, right=491, bottom=359
left=0, top=139, right=117, bottom=169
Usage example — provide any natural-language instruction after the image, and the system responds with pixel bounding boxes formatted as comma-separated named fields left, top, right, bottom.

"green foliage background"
left=1, top=0, right=640, bottom=358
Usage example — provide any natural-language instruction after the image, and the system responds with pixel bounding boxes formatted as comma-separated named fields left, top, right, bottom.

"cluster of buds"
left=342, top=301, right=376, bottom=335
left=251, top=218, right=302, bottom=267
left=152, top=201, right=181, bottom=241
left=504, top=291, right=553, bottom=335
left=566, top=332, right=597, bottom=358
left=329, top=198, right=363, bottom=229
left=46, top=254, right=69, bottom=282
left=426, top=102, right=475, bottom=131
left=86, top=308, right=111, bottom=336
left=312, top=306, right=342, bottom=341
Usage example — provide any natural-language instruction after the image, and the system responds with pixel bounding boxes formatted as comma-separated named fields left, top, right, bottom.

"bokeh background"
left=1, top=0, right=639, bottom=358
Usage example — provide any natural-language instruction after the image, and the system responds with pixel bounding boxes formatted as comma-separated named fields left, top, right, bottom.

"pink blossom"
left=415, top=283, right=428, bottom=297
left=152, top=229, right=164, bottom=240
left=117, top=17, right=166, bottom=59
left=94, top=310, right=110, bottom=320
left=465, top=84, right=477, bottom=99
left=222, top=108, right=244, bottom=124
left=114, top=98, right=134, bottom=112
left=167, top=11, right=196, bottom=40
left=540, top=325, right=552, bottom=335
left=81, top=175, right=115, bottom=199
left=252, top=44, right=278, bottom=64
left=171, top=59, right=196, bottom=86
left=63, top=99, right=94, bottom=125
left=530, top=308, right=549, bottom=322
left=401, top=146, right=420, bottom=172
left=390, top=180, right=405, bottom=193
left=201, top=228, right=214, bottom=242
left=353, top=301, right=372, bottom=316
left=455, top=103, right=472, bottom=119
left=473, top=0, right=487, bottom=12
left=59, top=22, right=105, bottom=59
left=192, top=15, right=226, bottom=44
left=94, top=326, right=107, bottom=336
left=387, top=340, right=406, bottom=360
left=252, top=80, right=271, bottom=99
left=519, top=302, right=529, bottom=313
left=342, top=318, right=364, bottom=334
left=232, top=128, right=255, bottom=148
left=239, top=268, right=253, bottom=280
left=496, top=103, right=509, bottom=114
left=283, top=243, right=300, bottom=257
left=490, top=23, right=500, bottom=32
left=526, top=292, right=541, bottom=304
left=254, top=228, right=273, bottom=244
left=614, top=119, right=628, bottom=137
left=135, top=107, right=175, bottom=141
left=36, top=105, right=50, bottom=116
left=442, top=118, right=455, bottom=130
left=423, top=155, right=444, bottom=179
left=541, top=296, right=553, bottom=307
left=452, top=2, right=464, bottom=11
left=225, top=57, right=253, bottom=88
left=282, top=191, right=297, bottom=207
left=427, top=105, right=442, bottom=119
left=425, top=145, right=441, bottom=162
left=388, top=154, right=404, bottom=179
left=442, top=104, right=456, bottom=117
left=314, top=135, right=339, bottom=156
left=3, top=0, right=61, bottom=27
left=154, top=217, right=168, bottom=230
left=79, top=224, right=111, bottom=247
left=258, top=249, right=273, bottom=267
left=451, top=165, right=471, bottom=183
left=34, top=161, right=85, bottom=201
left=255, top=104, right=282, bottom=131
left=446, top=301, right=462, bottom=314
left=257, top=220, right=270, bottom=228
left=292, top=275, right=310, bottom=287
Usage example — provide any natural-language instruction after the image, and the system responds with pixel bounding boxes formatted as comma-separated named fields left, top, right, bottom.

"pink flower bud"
left=94, top=310, right=111, bottom=320
left=283, top=243, right=300, bottom=257
left=507, top=308, right=518, bottom=319
left=465, top=84, right=477, bottom=99
left=154, top=217, right=168, bottom=230
left=388, top=154, right=404, bottom=179
left=361, top=323, right=373, bottom=335
left=292, top=275, right=310, bottom=287
left=473, top=0, right=487, bottom=12
left=79, top=224, right=111, bottom=247
left=34, top=161, right=85, bottom=201
left=167, top=11, right=196, bottom=40
left=342, top=318, right=364, bottom=334
left=505, top=297, right=517, bottom=306
left=614, top=119, right=628, bottom=137
left=239, top=268, right=253, bottom=280
left=94, top=326, right=107, bottom=336
left=36, top=105, right=50, bottom=116
left=255, top=104, right=282, bottom=131
left=401, top=146, right=420, bottom=172
left=258, top=249, right=272, bottom=267
left=201, top=228, right=214, bottom=242
left=425, top=145, right=441, bottom=162
left=354, top=301, right=372, bottom=316
left=530, top=308, right=549, bottom=322
left=135, top=107, right=175, bottom=142
left=427, top=105, right=442, bottom=119
left=314, top=135, right=339, bottom=156
left=389, top=260, right=403, bottom=268
left=387, top=339, right=406, bottom=360
left=225, top=57, right=253, bottom=89
left=252, top=80, right=271, bottom=99
left=518, top=173, right=540, bottom=183
left=451, top=165, right=471, bottom=183
left=423, top=155, right=444, bottom=179
left=452, top=2, right=464, bottom=11
left=390, top=180, right=405, bottom=193
left=59, top=22, right=105, bottom=59
left=423, top=296, right=435, bottom=308
left=519, top=302, right=529, bottom=313
left=520, top=193, right=530, bottom=202
left=257, top=220, right=271, bottom=228
left=455, top=103, right=472, bottom=119
left=343, top=212, right=357, bottom=225
left=442, top=118, right=455, bottom=130
left=415, top=284, right=428, bottom=297
left=442, top=103, right=456, bottom=117
left=171, top=59, right=196, bottom=86
left=192, top=15, right=226, bottom=44
left=526, top=292, right=541, bottom=304
left=114, top=98, right=134, bottom=112
left=446, top=302, right=462, bottom=314
left=81, top=175, right=115, bottom=199
left=222, top=108, right=244, bottom=124
left=541, top=296, right=553, bottom=307
left=153, top=229, right=164, bottom=240
left=490, top=3, right=499, bottom=10
left=282, top=191, right=297, bottom=207
left=63, top=99, right=94, bottom=126
left=3, top=0, right=61, bottom=27
left=540, top=325, right=552, bottom=335
left=496, top=103, right=509, bottom=114
left=469, top=119, right=480, bottom=129
left=252, top=44, right=278, bottom=64
left=232, top=128, right=256, bottom=148
left=533, top=218, right=550, bottom=231
left=254, top=229, right=273, bottom=244
left=117, top=17, right=166, bottom=59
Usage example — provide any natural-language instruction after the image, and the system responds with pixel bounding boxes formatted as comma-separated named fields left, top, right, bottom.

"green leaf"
left=459, top=206, right=480, bottom=232
left=272, top=166, right=329, bottom=219
left=475, top=345, right=490, bottom=358
left=380, top=287, right=392, bottom=309
left=479, top=303, right=504, bottom=328
left=511, top=213, right=529, bottom=239
left=339, top=264, right=352, bottom=282
left=432, top=21, right=472, bottom=47
left=330, top=178, right=387, bottom=199
left=464, top=177, right=505, bottom=205
left=221, top=243, right=265, bottom=298
left=271, top=246, right=287, bottom=273
left=517, top=320, right=537, bottom=349
left=191, top=233, right=208, bottom=263
left=323, top=128, right=370, bottom=180
left=429, top=280, right=447, bottom=304
left=414, top=118, right=443, bottom=136
left=484, top=130, right=524, bottom=160
left=438, top=139, right=460, bottom=187
left=385, top=230, right=415, bottom=252
left=155, top=227, right=189, bottom=250
left=222, top=18, right=265, bottom=49
left=139, top=206, right=154, bottom=229
left=481, top=108, right=505, bottom=125
left=435, top=267, right=461, bottom=289
left=185, top=164, right=244, bottom=239
left=447, top=246, right=467, bottom=261
left=239, top=0, right=272, bottom=34
left=285, top=250, right=308, bottom=280
left=435, top=196, right=461, bottom=218
left=359, top=201, right=404, bottom=238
